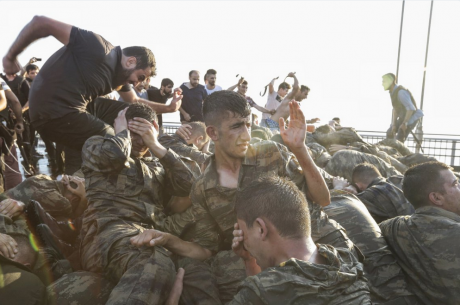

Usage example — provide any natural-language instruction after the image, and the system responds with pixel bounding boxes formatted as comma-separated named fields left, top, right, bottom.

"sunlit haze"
left=2, top=1, right=459, bottom=134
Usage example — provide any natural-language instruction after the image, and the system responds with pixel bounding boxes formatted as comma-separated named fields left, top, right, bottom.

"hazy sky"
left=2, top=1, right=459, bottom=134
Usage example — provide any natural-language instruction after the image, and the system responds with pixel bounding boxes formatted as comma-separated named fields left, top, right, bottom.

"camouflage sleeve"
left=190, top=179, right=219, bottom=253
left=0, top=214, right=30, bottom=236
left=81, top=129, right=131, bottom=174
left=276, top=143, right=307, bottom=188
left=173, top=144, right=210, bottom=165
left=228, top=278, right=264, bottom=305
left=159, top=149, right=194, bottom=197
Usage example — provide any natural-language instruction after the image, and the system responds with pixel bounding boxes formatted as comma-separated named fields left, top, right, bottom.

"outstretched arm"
left=3, top=16, right=72, bottom=74
left=285, top=73, right=299, bottom=100
left=119, top=87, right=183, bottom=114
left=227, top=77, right=244, bottom=91
left=280, top=101, right=330, bottom=206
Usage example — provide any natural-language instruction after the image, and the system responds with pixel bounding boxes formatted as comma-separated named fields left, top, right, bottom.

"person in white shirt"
left=262, top=74, right=294, bottom=121
left=203, top=69, right=222, bottom=95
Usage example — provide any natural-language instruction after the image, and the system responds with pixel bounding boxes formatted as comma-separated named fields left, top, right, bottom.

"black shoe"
left=35, top=224, right=66, bottom=261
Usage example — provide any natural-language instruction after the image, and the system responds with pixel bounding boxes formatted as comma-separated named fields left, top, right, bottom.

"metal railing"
left=162, top=123, right=460, bottom=168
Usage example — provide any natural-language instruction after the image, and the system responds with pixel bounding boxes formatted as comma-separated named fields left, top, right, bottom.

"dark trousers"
left=386, top=118, right=417, bottom=143
left=35, top=98, right=129, bottom=173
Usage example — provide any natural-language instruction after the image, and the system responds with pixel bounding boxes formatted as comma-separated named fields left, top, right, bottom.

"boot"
left=36, top=224, right=76, bottom=259
left=26, top=200, right=78, bottom=243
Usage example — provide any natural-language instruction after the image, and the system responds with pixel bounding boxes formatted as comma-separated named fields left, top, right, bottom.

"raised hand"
left=279, top=101, right=306, bottom=152
left=128, top=117, right=158, bottom=147
left=232, top=223, right=253, bottom=261
left=114, top=108, right=128, bottom=134
left=176, top=124, right=192, bottom=140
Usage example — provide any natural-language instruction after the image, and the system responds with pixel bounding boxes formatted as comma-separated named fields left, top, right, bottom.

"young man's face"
left=189, top=72, right=200, bottom=87
left=278, top=87, right=289, bottom=98
left=28, top=69, right=39, bottom=80
left=128, top=120, right=150, bottom=157
left=207, top=74, right=216, bottom=86
left=438, top=169, right=460, bottom=215
left=162, top=84, right=173, bottom=95
left=382, top=76, right=393, bottom=91
left=215, top=113, right=251, bottom=159
left=238, top=84, right=248, bottom=96
left=127, top=68, right=151, bottom=87
left=295, top=89, right=309, bottom=101
left=237, top=218, right=270, bottom=270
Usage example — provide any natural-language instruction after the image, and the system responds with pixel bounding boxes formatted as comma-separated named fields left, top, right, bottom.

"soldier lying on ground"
left=351, top=163, right=415, bottom=223
left=380, top=161, right=460, bottom=305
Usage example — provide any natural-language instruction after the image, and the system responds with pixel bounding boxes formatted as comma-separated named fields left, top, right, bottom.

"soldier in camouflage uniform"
left=380, top=162, right=460, bottom=305
left=352, top=163, right=414, bottom=223
left=186, top=91, right=355, bottom=303
left=325, top=149, right=401, bottom=182
left=324, top=189, right=417, bottom=304
left=228, top=175, right=371, bottom=304
left=159, top=121, right=211, bottom=166
left=79, top=104, right=194, bottom=304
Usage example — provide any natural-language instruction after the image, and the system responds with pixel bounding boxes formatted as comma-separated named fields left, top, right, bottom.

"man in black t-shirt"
left=179, top=70, right=207, bottom=123
left=147, top=78, right=174, bottom=132
left=2, top=16, right=183, bottom=155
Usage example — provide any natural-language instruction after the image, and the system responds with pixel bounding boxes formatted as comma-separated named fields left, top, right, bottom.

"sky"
left=1, top=1, right=459, bottom=135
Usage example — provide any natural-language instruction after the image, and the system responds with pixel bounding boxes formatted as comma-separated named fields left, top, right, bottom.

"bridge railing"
left=162, top=123, right=460, bottom=168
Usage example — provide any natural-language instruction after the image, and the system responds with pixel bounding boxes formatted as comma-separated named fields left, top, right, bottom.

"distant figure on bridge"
left=382, top=73, right=423, bottom=143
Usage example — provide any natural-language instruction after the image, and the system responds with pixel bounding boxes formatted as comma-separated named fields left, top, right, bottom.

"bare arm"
left=252, top=102, right=274, bottom=114
left=0, top=90, right=6, bottom=111
left=227, top=77, right=244, bottom=91
left=285, top=73, right=299, bottom=100
left=280, top=102, right=330, bottom=206
left=268, top=78, right=276, bottom=94
left=130, top=229, right=212, bottom=261
left=118, top=89, right=182, bottom=114
left=3, top=16, right=72, bottom=74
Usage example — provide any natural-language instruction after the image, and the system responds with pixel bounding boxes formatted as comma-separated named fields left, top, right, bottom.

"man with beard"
left=147, top=78, right=174, bottom=133
left=179, top=70, right=208, bottom=123
left=2, top=16, right=182, bottom=155
left=204, top=69, right=222, bottom=95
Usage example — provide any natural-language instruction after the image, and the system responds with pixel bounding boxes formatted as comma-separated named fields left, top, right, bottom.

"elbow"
left=31, top=15, right=52, bottom=36
left=319, top=196, right=331, bottom=207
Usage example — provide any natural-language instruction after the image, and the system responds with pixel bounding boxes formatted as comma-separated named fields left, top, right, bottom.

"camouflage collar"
left=415, top=206, right=460, bottom=223
left=202, top=145, right=257, bottom=190
left=367, top=177, right=386, bottom=188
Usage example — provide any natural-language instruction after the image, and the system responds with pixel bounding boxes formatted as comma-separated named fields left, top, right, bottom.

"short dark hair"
left=189, top=70, right=199, bottom=77
left=188, top=121, right=209, bottom=142
left=235, top=175, right=311, bottom=239
left=403, top=161, right=452, bottom=209
left=332, top=117, right=340, bottom=122
left=204, top=69, right=217, bottom=81
left=26, top=64, right=39, bottom=73
left=383, top=73, right=397, bottom=83
left=300, top=85, right=310, bottom=92
left=125, top=103, right=157, bottom=124
left=203, top=90, right=251, bottom=126
left=352, top=163, right=382, bottom=185
left=122, top=47, right=156, bottom=76
left=161, top=78, right=174, bottom=88
left=241, top=80, right=248, bottom=86
left=278, top=82, right=292, bottom=90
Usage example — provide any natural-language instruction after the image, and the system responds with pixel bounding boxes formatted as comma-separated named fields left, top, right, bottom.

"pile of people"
left=0, top=16, right=458, bottom=305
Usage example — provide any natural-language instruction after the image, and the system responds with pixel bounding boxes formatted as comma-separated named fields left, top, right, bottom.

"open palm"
left=279, top=101, right=307, bottom=151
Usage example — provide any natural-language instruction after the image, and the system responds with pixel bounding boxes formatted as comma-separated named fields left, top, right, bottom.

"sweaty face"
left=28, top=69, right=39, bottom=80
left=238, top=84, right=248, bottom=96
left=190, top=73, right=200, bottom=87
left=382, top=76, right=393, bottom=91
left=208, top=74, right=216, bottom=86
left=216, top=114, right=251, bottom=159
left=438, top=170, right=460, bottom=215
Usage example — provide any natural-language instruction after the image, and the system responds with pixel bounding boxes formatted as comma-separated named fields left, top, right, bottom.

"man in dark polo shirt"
left=2, top=16, right=183, bottom=153
left=179, top=70, right=207, bottom=123
left=147, top=78, right=174, bottom=133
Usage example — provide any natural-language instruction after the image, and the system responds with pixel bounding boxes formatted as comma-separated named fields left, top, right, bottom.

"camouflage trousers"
left=47, top=271, right=115, bottom=305
left=324, top=191, right=418, bottom=304
left=177, top=250, right=246, bottom=305
left=81, top=222, right=176, bottom=305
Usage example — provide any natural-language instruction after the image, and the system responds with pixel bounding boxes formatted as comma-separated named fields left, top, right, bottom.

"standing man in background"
left=203, top=69, right=222, bottom=95
left=179, top=70, right=207, bottom=123
left=382, top=73, right=423, bottom=143
left=147, top=78, right=174, bottom=134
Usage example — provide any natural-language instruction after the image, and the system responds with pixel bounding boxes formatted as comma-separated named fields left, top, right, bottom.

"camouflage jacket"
left=306, top=143, right=331, bottom=168
left=158, top=134, right=211, bottom=165
left=325, top=150, right=401, bottom=182
left=190, top=141, right=344, bottom=253
left=0, top=214, right=29, bottom=237
left=357, top=177, right=415, bottom=223
left=325, top=190, right=415, bottom=303
left=229, top=244, right=371, bottom=305
left=80, top=130, right=194, bottom=235
left=5, top=175, right=73, bottom=218
left=380, top=206, right=460, bottom=305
